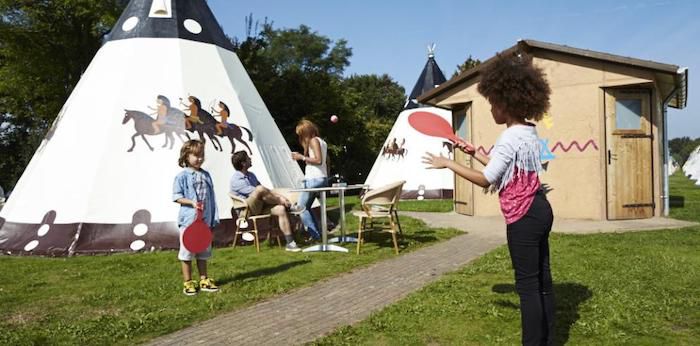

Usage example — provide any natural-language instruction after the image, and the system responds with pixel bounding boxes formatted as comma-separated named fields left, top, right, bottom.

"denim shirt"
left=172, top=168, right=219, bottom=229
left=229, top=170, right=260, bottom=198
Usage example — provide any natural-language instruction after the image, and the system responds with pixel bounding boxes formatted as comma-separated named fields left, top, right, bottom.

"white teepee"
left=668, top=156, right=678, bottom=176
left=0, top=0, right=303, bottom=255
left=682, top=145, right=700, bottom=184
left=364, top=49, right=454, bottom=199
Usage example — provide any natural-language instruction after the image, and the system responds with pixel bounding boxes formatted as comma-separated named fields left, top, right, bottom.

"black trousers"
left=506, top=191, right=555, bottom=346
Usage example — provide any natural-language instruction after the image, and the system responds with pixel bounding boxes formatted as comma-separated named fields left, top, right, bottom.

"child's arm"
left=422, top=152, right=490, bottom=188
left=173, top=175, right=200, bottom=209
left=455, top=141, right=490, bottom=166
left=472, top=152, right=490, bottom=166
left=176, top=198, right=200, bottom=209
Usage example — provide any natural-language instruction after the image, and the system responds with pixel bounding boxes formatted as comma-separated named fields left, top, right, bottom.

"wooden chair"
left=352, top=180, right=406, bottom=254
left=229, top=193, right=281, bottom=252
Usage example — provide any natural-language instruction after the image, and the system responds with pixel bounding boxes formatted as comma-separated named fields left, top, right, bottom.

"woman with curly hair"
left=423, top=52, right=555, bottom=345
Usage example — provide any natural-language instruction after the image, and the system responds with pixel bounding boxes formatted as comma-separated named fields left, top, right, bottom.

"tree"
left=233, top=23, right=351, bottom=141
left=341, top=74, right=405, bottom=169
left=233, top=22, right=405, bottom=182
left=669, top=136, right=700, bottom=167
left=452, top=55, right=482, bottom=78
left=0, top=0, right=126, bottom=190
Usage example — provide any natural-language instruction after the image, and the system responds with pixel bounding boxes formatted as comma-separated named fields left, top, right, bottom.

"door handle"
left=608, top=150, right=611, bottom=164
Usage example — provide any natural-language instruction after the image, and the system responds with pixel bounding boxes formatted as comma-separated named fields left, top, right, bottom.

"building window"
left=615, top=99, right=642, bottom=130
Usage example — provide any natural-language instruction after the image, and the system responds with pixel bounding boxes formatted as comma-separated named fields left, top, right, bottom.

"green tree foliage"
left=0, top=0, right=126, bottom=190
left=452, top=54, right=481, bottom=78
left=233, top=21, right=405, bottom=182
left=342, top=74, right=405, bottom=161
left=669, top=136, right=700, bottom=167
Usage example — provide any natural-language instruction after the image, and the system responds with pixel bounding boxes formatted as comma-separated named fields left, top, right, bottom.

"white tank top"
left=305, top=137, right=328, bottom=179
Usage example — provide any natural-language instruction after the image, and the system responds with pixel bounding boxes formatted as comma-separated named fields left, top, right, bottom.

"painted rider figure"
left=214, top=101, right=231, bottom=135
left=150, top=95, right=170, bottom=134
left=182, top=96, right=204, bottom=130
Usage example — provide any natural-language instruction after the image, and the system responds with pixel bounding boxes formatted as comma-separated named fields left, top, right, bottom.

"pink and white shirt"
left=482, top=124, right=543, bottom=224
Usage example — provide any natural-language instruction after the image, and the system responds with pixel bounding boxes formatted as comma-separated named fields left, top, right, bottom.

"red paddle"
left=408, top=111, right=475, bottom=153
left=408, top=111, right=464, bottom=143
left=183, top=203, right=212, bottom=253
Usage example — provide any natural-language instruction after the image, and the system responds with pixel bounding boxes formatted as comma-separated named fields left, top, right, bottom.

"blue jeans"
left=298, top=177, right=328, bottom=240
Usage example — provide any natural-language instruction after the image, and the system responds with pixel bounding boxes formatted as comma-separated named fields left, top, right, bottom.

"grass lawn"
left=669, top=171, right=700, bottom=221
left=0, top=215, right=462, bottom=345
left=326, top=195, right=453, bottom=212
left=315, top=174, right=700, bottom=345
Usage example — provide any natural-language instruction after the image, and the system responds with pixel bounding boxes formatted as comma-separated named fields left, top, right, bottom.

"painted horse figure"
left=186, top=97, right=254, bottom=154
left=184, top=97, right=223, bottom=151
left=217, top=122, right=254, bottom=154
left=122, top=110, right=187, bottom=152
left=442, top=141, right=454, bottom=159
left=382, top=146, right=407, bottom=159
left=382, top=138, right=407, bottom=159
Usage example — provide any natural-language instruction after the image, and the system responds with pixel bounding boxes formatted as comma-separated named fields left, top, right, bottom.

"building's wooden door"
left=605, top=89, right=654, bottom=219
left=452, top=104, right=473, bottom=215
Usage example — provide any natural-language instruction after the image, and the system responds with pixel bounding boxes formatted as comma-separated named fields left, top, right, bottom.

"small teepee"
left=0, top=0, right=304, bottom=255
left=364, top=46, right=453, bottom=199
left=683, top=145, right=700, bottom=184
left=668, top=156, right=678, bottom=176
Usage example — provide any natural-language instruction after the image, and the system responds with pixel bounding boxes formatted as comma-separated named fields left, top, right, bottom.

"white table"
left=291, top=184, right=367, bottom=253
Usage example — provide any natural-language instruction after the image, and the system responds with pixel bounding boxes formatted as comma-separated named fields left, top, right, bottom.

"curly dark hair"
left=477, top=52, right=551, bottom=121
left=231, top=151, right=249, bottom=171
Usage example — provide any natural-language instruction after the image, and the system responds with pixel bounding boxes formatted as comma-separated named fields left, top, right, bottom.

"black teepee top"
left=405, top=53, right=447, bottom=110
left=106, top=0, right=234, bottom=51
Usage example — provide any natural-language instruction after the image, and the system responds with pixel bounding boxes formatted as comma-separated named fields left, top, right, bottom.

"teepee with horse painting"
left=0, top=0, right=304, bottom=256
left=365, top=46, right=454, bottom=200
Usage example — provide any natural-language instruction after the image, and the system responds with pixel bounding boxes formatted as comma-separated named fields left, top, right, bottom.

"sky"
left=208, top=0, right=699, bottom=139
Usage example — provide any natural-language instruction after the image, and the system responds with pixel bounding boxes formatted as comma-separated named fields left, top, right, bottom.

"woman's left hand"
left=422, top=152, right=450, bottom=169
left=291, top=152, right=304, bottom=161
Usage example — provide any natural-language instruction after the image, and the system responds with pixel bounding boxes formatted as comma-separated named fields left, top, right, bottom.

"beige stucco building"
left=418, top=39, right=688, bottom=220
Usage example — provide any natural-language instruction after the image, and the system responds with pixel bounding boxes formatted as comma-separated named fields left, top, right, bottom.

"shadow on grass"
left=326, top=200, right=359, bottom=212
left=219, top=260, right=311, bottom=285
left=669, top=195, right=685, bottom=207
left=352, top=229, right=441, bottom=252
left=492, top=282, right=592, bottom=345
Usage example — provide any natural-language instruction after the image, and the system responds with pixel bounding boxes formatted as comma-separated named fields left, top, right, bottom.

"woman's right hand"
left=455, top=141, right=476, bottom=155
left=291, top=152, right=304, bottom=161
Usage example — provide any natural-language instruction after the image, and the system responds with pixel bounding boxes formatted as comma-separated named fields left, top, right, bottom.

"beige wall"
left=437, top=50, right=668, bottom=219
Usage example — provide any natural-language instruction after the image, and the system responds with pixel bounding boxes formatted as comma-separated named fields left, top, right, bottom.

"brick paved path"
left=148, top=213, right=693, bottom=345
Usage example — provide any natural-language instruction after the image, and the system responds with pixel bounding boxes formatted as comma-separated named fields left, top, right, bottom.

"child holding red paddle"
left=422, top=52, right=555, bottom=346
left=173, top=140, right=219, bottom=296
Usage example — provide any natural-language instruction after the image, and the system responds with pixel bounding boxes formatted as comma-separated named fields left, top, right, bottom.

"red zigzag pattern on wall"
left=476, top=139, right=599, bottom=156
left=551, top=140, right=599, bottom=152
left=477, top=146, right=494, bottom=156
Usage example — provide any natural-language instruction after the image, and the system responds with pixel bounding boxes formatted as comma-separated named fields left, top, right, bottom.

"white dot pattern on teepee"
left=37, top=224, right=50, bottom=237
left=133, top=223, right=148, bottom=237
left=184, top=19, right=202, bottom=34
left=129, top=223, right=148, bottom=251
left=130, top=240, right=146, bottom=251
left=122, top=17, right=139, bottom=32
left=23, top=213, right=55, bottom=252
left=129, top=210, right=152, bottom=252
left=24, top=240, right=39, bottom=251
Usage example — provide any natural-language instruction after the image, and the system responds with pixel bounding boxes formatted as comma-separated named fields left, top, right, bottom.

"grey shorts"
left=178, top=226, right=212, bottom=261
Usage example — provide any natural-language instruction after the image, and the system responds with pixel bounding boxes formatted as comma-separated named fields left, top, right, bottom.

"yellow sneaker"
left=183, top=280, right=198, bottom=296
left=199, top=277, right=219, bottom=292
